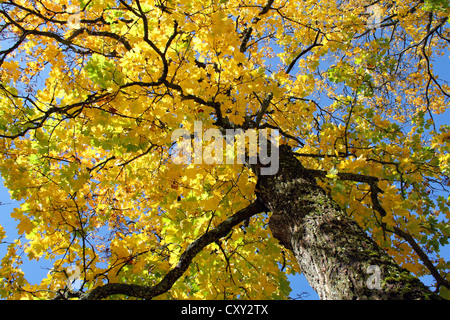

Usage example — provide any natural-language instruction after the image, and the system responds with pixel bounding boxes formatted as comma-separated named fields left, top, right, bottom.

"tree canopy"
left=0, top=0, right=450, bottom=299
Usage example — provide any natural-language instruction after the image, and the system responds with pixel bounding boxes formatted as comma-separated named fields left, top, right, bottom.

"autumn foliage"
left=0, top=0, right=450, bottom=299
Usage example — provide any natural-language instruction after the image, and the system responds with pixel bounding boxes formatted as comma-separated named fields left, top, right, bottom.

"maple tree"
left=0, top=0, right=450, bottom=300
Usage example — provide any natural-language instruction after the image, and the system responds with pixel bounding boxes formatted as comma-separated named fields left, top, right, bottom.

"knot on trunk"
left=268, top=213, right=293, bottom=250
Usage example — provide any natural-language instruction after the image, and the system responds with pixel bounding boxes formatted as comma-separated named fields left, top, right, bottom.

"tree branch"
left=303, top=164, right=450, bottom=292
left=254, top=91, right=273, bottom=125
left=391, top=226, right=450, bottom=291
left=286, top=30, right=322, bottom=74
left=239, top=0, right=275, bottom=53
left=78, top=200, right=265, bottom=300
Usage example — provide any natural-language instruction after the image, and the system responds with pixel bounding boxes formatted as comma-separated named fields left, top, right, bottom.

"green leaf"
left=125, top=144, right=141, bottom=152
left=28, top=154, right=40, bottom=165
left=440, top=286, right=450, bottom=299
left=423, top=0, right=450, bottom=11
left=84, top=54, right=124, bottom=89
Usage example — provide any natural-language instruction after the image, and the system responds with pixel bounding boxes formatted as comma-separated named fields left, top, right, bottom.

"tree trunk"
left=256, top=145, right=439, bottom=300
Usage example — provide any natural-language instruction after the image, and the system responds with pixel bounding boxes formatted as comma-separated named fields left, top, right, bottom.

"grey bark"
left=257, top=145, right=440, bottom=300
